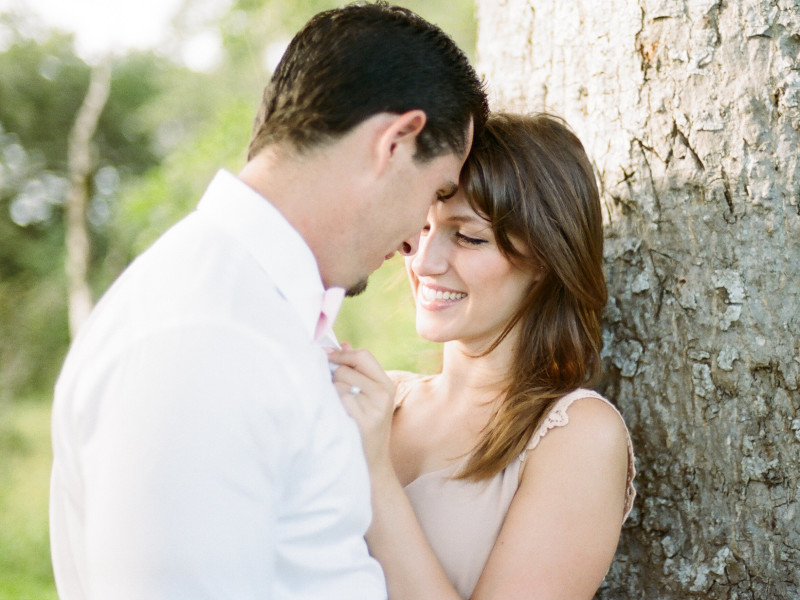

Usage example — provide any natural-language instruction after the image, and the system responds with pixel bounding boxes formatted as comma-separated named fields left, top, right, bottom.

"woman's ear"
left=374, top=109, right=427, bottom=174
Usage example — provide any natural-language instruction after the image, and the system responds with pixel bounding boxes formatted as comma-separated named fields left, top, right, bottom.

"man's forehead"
left=433, top=192, right=487, bottom=222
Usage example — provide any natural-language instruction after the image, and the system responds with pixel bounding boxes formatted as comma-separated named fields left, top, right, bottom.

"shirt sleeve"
left=80, top=323, right=305, bottom=599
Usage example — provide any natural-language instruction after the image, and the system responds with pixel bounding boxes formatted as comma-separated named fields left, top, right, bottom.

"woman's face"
left=405, top=191, right=539, bottom=349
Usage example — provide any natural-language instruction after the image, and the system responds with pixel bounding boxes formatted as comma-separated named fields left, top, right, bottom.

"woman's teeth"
left=421, top=285, right=466, bottom=301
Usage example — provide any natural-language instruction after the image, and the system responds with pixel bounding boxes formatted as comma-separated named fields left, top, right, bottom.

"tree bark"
left=476, top=1, right=800, bottom=597
left=65, top=58, right=111, bottom=338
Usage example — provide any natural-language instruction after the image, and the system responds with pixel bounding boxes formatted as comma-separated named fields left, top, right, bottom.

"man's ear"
left=375, top=109, right=427, bottom=174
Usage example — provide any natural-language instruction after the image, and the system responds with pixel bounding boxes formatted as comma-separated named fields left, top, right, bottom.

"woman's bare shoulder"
left=387, top=371, right=435, bottom=409
left=387, top=370, right=420, bottom=385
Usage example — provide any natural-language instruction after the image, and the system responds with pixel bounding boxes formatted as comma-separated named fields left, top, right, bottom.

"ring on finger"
left=349, top=384, right=362, bottom=397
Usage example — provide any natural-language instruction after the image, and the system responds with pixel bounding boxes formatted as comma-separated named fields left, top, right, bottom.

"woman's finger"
left=333, top=376, right=394, bottom=469
left=332, top=365, right=387, bottom=401
left=327, top=347, right=391, bottom=383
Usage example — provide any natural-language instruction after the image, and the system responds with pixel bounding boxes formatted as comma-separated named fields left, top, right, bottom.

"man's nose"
left=399, top=232, right=421, bottom=256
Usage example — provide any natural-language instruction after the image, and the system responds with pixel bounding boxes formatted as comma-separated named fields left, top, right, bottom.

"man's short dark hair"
left=248, top=2, right=488, bottom=162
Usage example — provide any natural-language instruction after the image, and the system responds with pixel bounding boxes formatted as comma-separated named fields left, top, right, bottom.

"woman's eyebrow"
left=445, top=214, right=487, bottom=226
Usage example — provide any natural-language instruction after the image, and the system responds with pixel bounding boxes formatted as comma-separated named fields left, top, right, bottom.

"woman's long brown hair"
left=456, top=113, right=607, bottom=480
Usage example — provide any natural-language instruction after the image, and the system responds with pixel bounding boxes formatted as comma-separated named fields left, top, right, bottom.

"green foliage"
left=95, top=52, right=164, bottom=174
left=0, top=267, right=70, bottom=400
left=0, top=33, right=88, bottom=170
left=0, top=26, right=207, bottom=399
left=105, top=98, right=253, bottom=274
left=0, top=401, right=58, bottom=600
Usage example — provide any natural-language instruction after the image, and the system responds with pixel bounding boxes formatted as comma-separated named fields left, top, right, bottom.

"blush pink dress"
left=394, top=377, right=636, bottom=600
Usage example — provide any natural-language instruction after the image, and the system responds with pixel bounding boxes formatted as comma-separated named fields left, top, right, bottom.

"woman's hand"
left=328, top=346, right=462, bottom=600
left=327, top=344, right=396, bottom=475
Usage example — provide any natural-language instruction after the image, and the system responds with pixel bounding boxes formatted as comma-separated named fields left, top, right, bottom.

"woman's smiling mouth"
left=419, top=284, right=467, bottom=302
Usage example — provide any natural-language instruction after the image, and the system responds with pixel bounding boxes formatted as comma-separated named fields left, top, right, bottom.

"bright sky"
left=0, top=0, right=231, bottom=70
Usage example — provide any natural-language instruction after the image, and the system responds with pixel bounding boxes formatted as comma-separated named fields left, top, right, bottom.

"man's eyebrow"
left=437, top=182, right=458, bottom=200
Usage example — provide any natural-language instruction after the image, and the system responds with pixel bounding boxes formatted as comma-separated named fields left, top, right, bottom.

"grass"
left=0, top=400, right=58, bottom=600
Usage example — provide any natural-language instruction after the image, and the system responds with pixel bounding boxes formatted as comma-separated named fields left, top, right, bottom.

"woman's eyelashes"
left=455, top=232, right=488, bottom=246
left=420, top=223, right=488, bottom=246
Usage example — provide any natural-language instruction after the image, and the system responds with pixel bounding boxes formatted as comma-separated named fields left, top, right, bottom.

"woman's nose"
left=410, top=231, right=448, bottom=277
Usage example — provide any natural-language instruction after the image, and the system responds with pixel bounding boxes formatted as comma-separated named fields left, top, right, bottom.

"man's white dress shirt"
left=50, top=170, right=387, bottom=600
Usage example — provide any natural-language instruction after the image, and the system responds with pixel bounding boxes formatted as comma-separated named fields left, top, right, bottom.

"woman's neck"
left=436, top=333, right=519, bottom=405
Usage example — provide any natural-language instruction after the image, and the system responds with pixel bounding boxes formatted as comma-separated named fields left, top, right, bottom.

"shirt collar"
left=196, top=169, right=344, bottom=340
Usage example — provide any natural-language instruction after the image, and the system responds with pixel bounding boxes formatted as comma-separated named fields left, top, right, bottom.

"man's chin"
left=345, top=278, right=368, bottom=298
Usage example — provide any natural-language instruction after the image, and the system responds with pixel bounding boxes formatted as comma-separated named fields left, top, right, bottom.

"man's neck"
left=238, top=146, right=351, bottom=288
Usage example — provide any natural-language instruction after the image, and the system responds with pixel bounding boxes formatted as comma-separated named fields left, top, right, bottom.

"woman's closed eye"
left=456, top=232, right=488, bottom=246
left=420, top=222, right=488, bottom=246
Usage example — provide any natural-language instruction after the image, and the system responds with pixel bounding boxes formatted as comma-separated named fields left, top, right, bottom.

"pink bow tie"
left=314, top=287, right=345, bottom=342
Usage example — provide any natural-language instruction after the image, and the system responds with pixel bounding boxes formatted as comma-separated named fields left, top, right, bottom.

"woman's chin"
left=415, top=322, right=453, bottom=344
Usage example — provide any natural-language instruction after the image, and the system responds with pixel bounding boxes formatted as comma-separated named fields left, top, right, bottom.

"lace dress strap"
left=520, top=388, right=637, bottom=521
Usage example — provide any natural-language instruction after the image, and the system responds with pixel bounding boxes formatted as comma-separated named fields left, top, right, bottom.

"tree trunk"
left=65, top=58, right=111, bottom=338
left=476, top=1, right=800, bottom=597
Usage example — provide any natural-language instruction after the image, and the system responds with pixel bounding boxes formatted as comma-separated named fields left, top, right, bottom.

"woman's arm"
left=328, top=346, right=463, bottom=600
left=471, top=397, right=630, bottom=600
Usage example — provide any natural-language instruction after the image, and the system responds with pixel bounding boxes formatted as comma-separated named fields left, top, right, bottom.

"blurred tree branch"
left=65, top=57, right=111, bottom=337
